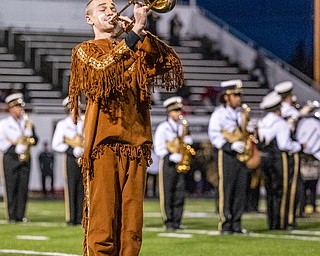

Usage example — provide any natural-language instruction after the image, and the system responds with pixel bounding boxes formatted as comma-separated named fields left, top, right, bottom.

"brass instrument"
left=167, top=117, right=196, bottom=173
left=18, top=111, right=36, bottom=162
left=222, top=104, right=261, bottom=169
left=298, top=100, right=319, bottom=116
left=63, top=135, right=84, bottom=148
left=112, top=0, right=177, bottom=37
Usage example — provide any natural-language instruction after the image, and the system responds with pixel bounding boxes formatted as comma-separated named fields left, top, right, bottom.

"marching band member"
left=154, top=96, right=193, bottom=231
left=52, top=96, right=84, bottom=226
left=208, top=80, right=249, bottom=234
left=275, top=81, right=320, bottom=215
left=0, top=93, right=38, bottom=222
left=274, top=81, right=305, bottom=225
left=258, top=91, right=303, bottom=230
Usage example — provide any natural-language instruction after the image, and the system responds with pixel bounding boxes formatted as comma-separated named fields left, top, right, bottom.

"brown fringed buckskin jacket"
left=68, top=31, right=183, bottom=179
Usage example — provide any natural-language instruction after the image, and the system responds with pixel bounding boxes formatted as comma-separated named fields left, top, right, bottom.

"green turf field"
left=0, top=198, right=320, bottom=256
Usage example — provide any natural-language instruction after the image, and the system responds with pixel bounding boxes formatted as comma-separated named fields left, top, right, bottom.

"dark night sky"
left=197, top=0, right=314, bottom=68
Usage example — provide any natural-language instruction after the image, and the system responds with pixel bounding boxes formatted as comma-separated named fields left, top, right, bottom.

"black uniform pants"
left=262, top=152, right=299, bottom=229
left=65, top=153, right=84, bottom=225
left=216, top=149, right=249, bottom=232
left=3, top=151, right=30, bottom=222
left=159, top=154, right=186, bottom=229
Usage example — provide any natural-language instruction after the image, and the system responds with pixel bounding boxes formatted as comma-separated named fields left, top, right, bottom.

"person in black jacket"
left=38, top=141, right=55, bottom=196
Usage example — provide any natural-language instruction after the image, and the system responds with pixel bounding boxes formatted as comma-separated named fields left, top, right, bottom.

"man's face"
left=9, top=105, right=24, bottom=119
left=225, top=93, right=242, bottom=109
left=168, top=109, right=182, bottom=122
left=86, top=0, right=118, bottom=32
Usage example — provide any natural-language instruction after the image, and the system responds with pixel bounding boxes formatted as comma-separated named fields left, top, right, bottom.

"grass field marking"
left=16, top=235, right=49, bottom=240
left=143, top=227, right=220, bottom=236
left=0, top=249, right=81, bottom=256
left=248, top=232, right=320, bottom=241
left=0, top=220, right=68, bottom=227
left=144, top=227, right=320, bottom=242
left=289, top=230, right=320, bottom=236
left=158, top=233, right=193, bottom=238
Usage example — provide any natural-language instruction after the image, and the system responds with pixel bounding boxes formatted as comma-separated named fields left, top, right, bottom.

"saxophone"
left=17, top=111, right=36, bottom=162
left=222, top=104, right=261, bottom=169
left=166, top=117, right=196, bottom=173
left=63, top=135, right=84, bottom=148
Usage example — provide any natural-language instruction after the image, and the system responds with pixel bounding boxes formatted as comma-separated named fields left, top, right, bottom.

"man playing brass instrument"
left=154, top=96, right=193, bottom=230
left=208, top=80, right=249, bottom=234
left=68, top=0, right=183, bottom=255
left=52, top=96, right=84, bottom=226
left=0, top=93, right=38, bottom=222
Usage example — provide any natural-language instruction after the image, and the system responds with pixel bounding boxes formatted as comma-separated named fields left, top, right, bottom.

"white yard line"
left=0, top=250, right=80, bottom=256
left=143, top=227, right=320, bottom=241
left=16, top=235, right=49, bottom=240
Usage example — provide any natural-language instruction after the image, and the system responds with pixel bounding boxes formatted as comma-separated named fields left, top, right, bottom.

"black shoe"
left=165, top=224, right=175, bottom=231
left=175, top=225, right=185, bottom=230
left=286, top=225, right=296, bottom=231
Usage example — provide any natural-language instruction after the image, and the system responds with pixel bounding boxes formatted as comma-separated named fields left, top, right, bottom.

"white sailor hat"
left=220, top=79, right=243, bottom=95
left=274, top=81, right=293, bottom=98
left=5, top=93, right=25, bottom=108
left=163, top=96, right=183, bottom=112
left=62, top=96, right=69, bottom=107
left=260, top=91, right=282, bottom=110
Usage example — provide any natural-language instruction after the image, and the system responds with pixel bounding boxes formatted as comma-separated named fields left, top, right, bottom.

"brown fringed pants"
left=85, top=146, right=147, bottom=256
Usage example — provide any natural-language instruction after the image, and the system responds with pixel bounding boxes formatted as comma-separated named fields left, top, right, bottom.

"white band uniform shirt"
left=0, top=115, right=33, bottom=152
left=208, top=105, right=242, bottom=149
left=52, top=115, right=84, bottom=153
left=258, top=112, right=301, bottom=154
left=154, top=117, right=185, bottom=158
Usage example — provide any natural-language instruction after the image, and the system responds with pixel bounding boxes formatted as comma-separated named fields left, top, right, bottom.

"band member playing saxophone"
left=208, top=80, right=249, bottom=234
left=0, top=93, right=38, bottom=223
left=52, top=96, right=84, bottom=226
left=154, top=96, right=193, bottom=231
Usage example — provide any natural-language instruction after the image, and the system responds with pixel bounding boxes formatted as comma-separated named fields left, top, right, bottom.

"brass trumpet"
left=113, top=0, right=177, bottom=37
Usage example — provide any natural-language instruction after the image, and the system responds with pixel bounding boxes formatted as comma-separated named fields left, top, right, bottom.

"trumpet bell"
left=147, top=0, right=177, bottom=13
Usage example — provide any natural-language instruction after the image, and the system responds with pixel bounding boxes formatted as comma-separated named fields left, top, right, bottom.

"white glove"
left=231, top=141, right=245, bottom=153
left=15, top=144, right=27, bottom=155
left=184, top=135, right=193, bottom=145
left=24, top=128, right=33, bottom=137
left=169, top=153, right=182, bottom=163
left=73, top=147, right=83, bottom=158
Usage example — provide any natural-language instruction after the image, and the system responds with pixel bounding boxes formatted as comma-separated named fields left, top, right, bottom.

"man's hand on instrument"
left=15, top=144, right=27, bottom=155
left=231, top=141, right=245, bottom=153
left=132, top=2, right=148, bottom=36
left=73, top=147, right=84, bottom=158
left=184, top=136, right=193, bottom=145
left=169, top=153, right=182, bottom=163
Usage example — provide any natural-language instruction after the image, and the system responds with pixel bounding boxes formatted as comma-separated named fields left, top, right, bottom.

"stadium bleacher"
left=0, top=28, right=267, bottom=116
